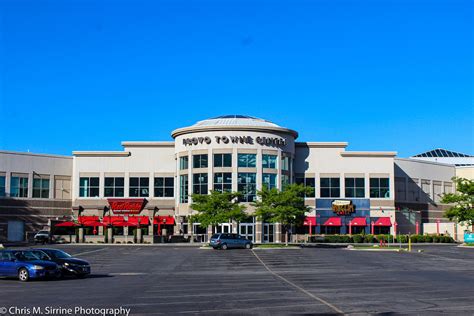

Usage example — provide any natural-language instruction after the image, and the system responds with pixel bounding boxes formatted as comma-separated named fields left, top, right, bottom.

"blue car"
left=0, top=250, right=60, bottom=282
left=210, top=233, right=253, bottom=250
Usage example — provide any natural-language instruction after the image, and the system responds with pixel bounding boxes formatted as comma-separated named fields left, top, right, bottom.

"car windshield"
left=211, top=234, right=220, bottom=239
left=15, top=251, right=41, bottom=261
left=44, top=249, right=72, bottom=259
left=37, top=231, right=49, bottom=235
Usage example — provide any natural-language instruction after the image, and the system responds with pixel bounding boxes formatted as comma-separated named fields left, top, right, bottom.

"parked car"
left=30, top=249, right=91, bottom=278
left=210, top=233, right=253, bottom=250
left=34, top=231, right=51, bottom=244
left=0, top=250, right=60, bottom=282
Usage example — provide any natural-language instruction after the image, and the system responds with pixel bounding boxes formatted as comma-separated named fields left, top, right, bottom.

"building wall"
left=456, top=166, right=474, bottom=180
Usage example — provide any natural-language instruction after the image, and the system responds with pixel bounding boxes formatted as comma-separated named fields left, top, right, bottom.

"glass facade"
left=213, top=172, right=232, bottom=192
left=0, top=176, right=5, bottom=197
left=262, top=173, right=277, bottom=190
left=214, top=153, right=232, bottom=167
left=179, top=156, right=189, bottom=170
left=32, top=177, right=50, bottom=198
left=281, top=156, right=290, bottom=171
left=79, top=177, right=99, bottom=198
left=154, top=177, right=174, bottom=197
left=320, top=177, right=340, bottom=198
left=370, top=178, right=390, bottom=198
left=193, top=154, right=208, bottom=168
left=237, top=173, right=256, bottom=202
left=262, top=154, right=277, bottom=169
left=295, top=177, right=315, bottom=197
left=129, top=177, right=149, bottom=197
left=193, top=173, right=208, bottom=195
left=238, top=154, right=256, bottom=168
left=345, top=178, right=365, bottom=198
left=11, top=176, right=29, bottom=198
left=180, top=175, right=188, bottom=203
left=104, top=177, right=124, bottom=197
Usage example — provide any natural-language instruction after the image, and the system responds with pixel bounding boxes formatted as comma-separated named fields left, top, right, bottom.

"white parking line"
left=71, top=248, right=106, bottom=256
left=251, top=249, right=344, bottom=315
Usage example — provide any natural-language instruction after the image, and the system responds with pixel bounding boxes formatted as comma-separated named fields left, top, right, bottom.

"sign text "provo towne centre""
left=183, top=135, right=287, bottom=147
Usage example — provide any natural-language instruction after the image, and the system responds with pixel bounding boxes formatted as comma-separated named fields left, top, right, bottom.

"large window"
left=154, top=177, right=174, bottom=197
left=11, top=176, right=29, bottom=198
left=281, top=174, right=290, bottom=189
left=104, top=177, right=124, bottom=197
left=238, top=173, right=256, bottom=202
left=179, top=156, right=189, bottom=170
left=345, top=178, right=365, bottom=198
left=320, top=177, right=340, bottom=198
left=370, top=178, right=390, bottom=198
left=262, top=173, right=277, bottom=190
left=214, top=153, right=232, bottom=167
left=262, top=155, right=277, bottom=169
left=33, top=177, right=50, bottom=198
left=0, top=176, right=5, bottom=197
left=238, top=154, right=256, bottom=168
left=281, top=156, right=290, bottom=171
left=213, top=173, right=232, bottom=192
left=295, top=177, right=315, bottom=197
left=79, top=177, right=99, bottom=198
left=129, top=177, right=149, bottom=197
left=193, top=154, right=208, bottom=168
left=193, top=173, right=208, bottom=195
left=180, top=175, right=188, bottom=203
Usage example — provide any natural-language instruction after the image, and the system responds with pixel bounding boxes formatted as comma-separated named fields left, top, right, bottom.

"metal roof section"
left=194, top=115, right=281, bottom=128
left=413, top=148, right=473, bottom=158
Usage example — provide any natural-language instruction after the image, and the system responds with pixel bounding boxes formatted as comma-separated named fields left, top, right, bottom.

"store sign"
left=332, top=200, right=355, bottom=216
left=108, top=198, right=147, bottom=215
left=182, top=135, right=286, bottom=147
left=465, top=232, right=474, bottom=244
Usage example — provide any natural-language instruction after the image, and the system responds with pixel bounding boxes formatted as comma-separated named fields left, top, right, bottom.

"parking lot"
left=0, top=244, right=473, bottom=315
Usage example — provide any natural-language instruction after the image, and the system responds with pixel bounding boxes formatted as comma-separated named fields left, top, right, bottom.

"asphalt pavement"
left=0, top=244, right=473, bottom=315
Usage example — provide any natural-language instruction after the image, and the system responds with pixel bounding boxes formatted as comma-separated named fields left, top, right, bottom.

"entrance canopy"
left=303, top=216, right=316, bottom=226
left=374, top=217, right=392, bottom=227
left=323, top=217, right=342, bottom=226
left=154, top=216, right=175, bottom=225
left=55, top=221, right=79, bottom=227
left=349, top=217, right=367, bottom=226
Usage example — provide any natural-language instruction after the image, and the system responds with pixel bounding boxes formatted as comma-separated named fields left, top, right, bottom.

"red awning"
left=128, top=216, right=150, bottom=226
left=323, top=217, right=342, bottom=226
left=55, top=221, right=79, bottom=227
left=78, top=216, right=99, bottom=224
left=349, top=217, right=367, bottom=227
left=154, top=216, right=175, bottom=225
left=303, top=216, right=317, bottom=226
left=374, top=217, right=392, bottom=227
left=81, top=221, right=107, bottom=227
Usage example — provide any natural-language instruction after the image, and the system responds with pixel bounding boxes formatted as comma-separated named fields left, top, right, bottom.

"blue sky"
left=1, top=0, right=472, bottom=157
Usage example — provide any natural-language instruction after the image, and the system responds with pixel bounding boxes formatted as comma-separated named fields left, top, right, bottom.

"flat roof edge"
left=341, top=151, right=397, bottom=157
left=0, top=150, right=72, bottom=159
left=121, top=141, right=175, bottom=147
left=395, top=157, right=456, bottom=167
left=295, top=142, right=348, bottom=148
left=73, top=151, right=131, bottom=157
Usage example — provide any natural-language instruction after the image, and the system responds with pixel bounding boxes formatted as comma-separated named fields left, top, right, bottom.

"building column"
left=107, top=227, right=113, bottom=243
left=255, top=221, right=262, bottom=243
left=207, top=225, right=213, bottom=242
left=275, top=223, right=282, bottom=243
left=137, top=228, right=142, bottom=243
left=78, top=228, right=84, bottom=243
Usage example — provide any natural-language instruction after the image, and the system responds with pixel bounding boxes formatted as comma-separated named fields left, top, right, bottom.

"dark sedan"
left=30, top=249, right=91, bottom=278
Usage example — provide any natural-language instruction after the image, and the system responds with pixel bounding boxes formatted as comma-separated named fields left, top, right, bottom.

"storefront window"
left=179, top=156, right=189, bottom=170
left=262, top=155, right=277, bottom=169
left=281, top=174, right=290, bottom=189
left=295, top=177, right=315, bottom=197
left=370, top=178, right=390, bottom=198
left=33, top=177, right=50, bottom=198
left=104, top=177, right=124, bottom=197
left=262, top=173, right=277, bottom=190
left=180, top=175, right=188, bottom=203
left=345, top=178, right=365, bottom=198
left=214, top=154, right=232, bottom=167
left=237, top=173, right=256, bottom=202
left=0, top=176, right=5, bottom=197
left=193, top=154, right=208, bottom=168
left=281, top=156, right=290, bottom=171
left=320, top=177, right=340, bottom=198
left=79, top=177, right=99, bottom=198
left=193, top=173, right=208, bottom=195
left=10, top=176, right=29, bottom=198
left=129, top=177, right=149, bottom=197
left=154, top=177, right=174, bottom=197
left=213, top=173, right=232, bottom=192
left=238, top=154, right=256, bottom=168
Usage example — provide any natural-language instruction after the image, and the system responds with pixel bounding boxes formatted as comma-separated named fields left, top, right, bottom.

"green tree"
left=441, top=177, right=474, bottom=228
left=253, top=184, right=311, bottom=245
left=190, top=191, right=247, bottom=229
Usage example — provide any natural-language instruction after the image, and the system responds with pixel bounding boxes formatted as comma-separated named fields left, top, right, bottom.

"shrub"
left=352, top=234, right=364, bottom=243
left=341, top=235, right=352, bottom=243
left=432, top=235, right=439, bottom=243
left=417, top=235, right=425, bottom=243
left=424, top=235, right=433, bottom=243
left=397, top=235, right=408, bottom=243
left=410, top=235, right=418, bottom=243
left=364, top=234, right=374, bottom=243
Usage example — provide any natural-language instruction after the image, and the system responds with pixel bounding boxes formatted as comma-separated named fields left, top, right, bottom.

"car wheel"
left=245, top=243, right=252, bottom=249
left=18, top=268, right=30, bottom=282
left=221, top=243, right=228, bottom=250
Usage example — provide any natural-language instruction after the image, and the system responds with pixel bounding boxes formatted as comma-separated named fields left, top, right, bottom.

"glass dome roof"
left=194, top=115, right=280, bottom=128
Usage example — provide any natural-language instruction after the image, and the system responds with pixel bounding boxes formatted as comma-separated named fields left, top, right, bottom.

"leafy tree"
left=441, top=177, right=474, bottom=228
left=190, top=191, right=247, bottom=229
left=253, top=184, right=311, bottom=245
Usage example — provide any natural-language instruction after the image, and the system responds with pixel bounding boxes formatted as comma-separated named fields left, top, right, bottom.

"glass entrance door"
left=217, top=223, right=232, bottom=234
left=239, top=223, right=254, bottom=241
left=263, top=223, right=274, bottom=243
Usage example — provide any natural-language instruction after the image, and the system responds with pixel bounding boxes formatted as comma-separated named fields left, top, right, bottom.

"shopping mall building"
left=1, top=115, right=472, bottom=243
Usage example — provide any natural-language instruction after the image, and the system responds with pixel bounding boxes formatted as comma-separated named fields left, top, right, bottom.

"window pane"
left=90, top=188, right=99, bottom=197
left=345, top=188, right=355, bottom=198
left=331, top=178, right=340, bottom=187
left=33, top=189, right=41, bottom=198
left=165, top=177, right=174, bottom=187
left=321, top=188, right=330, bottom=197
left=355, top=178, right=365, bottom=187
left=79, top=178, right=88, bottom=187
left=345, top=178, right=354, bottom=187
left=104, top=188, right=114, bottom=197
left=115, top=177, right=124, bottom=186
left=105, top=177, right=114, bottom=187
left=214, top=154, right=222, bottom=167
left=165, top=188, right=174, bottom=197
left=90, top=177, right=99, bottom=186
left=238, top=154, right=246, bottom=167
left=331, top=188, right=340, bottom=197
left=140, top=178, right=149, bottom=186
left=380, top=178, right=389, bottom=187
left=130, top=177, right=138, bottom=186
left=223, top=154, right=232, bottom=167
left=115, top=188, right=124, bottom=197
left=370, top=178, right=378, bottom=187
left=154, top=177, right=164, bottom=187
left=155, top=188, right=164, bottom=197
left=320, top=178, right=329, bottom=187
left=201, top=155, right=208, bottom=168
left=356, top=188, right=365, bottom=198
